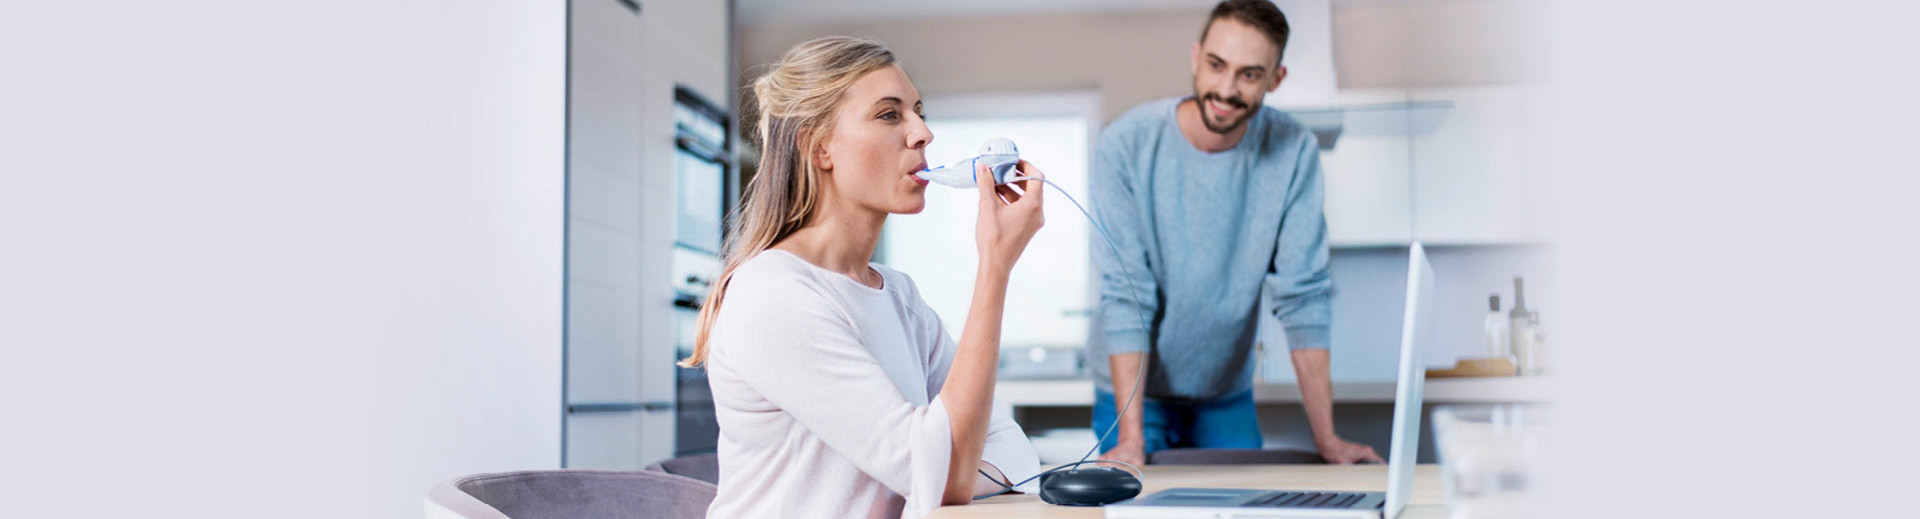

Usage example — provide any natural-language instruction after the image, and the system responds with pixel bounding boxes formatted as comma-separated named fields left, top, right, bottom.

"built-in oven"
left=671, top=86, right=729, bottom=455
left=671, top=249, right=719, bottom=455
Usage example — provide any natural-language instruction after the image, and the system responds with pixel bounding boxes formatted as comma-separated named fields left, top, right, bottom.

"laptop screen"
left=1384, top=242, right=1434, bottom=516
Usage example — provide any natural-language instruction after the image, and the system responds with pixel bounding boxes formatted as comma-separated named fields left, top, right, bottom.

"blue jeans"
left=1092, top=388, right=1263, bottom=454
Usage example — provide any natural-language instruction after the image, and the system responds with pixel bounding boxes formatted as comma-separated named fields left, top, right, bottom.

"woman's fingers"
left=978, top=160, right=1046, bottom=208
left=976, top=159, right=998, bottom=206
left=1013, top=160, right=1043, bottom=207
left=995, top=182, right=1024, bottom=204
left=973, top=159, right=1047, bottom=271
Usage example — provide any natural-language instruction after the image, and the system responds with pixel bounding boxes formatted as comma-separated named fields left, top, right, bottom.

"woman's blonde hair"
left=680, top=37, right=897, bottom=368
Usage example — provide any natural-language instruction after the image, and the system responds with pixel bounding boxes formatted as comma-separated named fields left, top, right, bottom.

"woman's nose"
left=908, top=115, right=932, bottom=149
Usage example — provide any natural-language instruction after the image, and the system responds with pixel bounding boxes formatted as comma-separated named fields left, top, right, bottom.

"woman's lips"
left=908, top=162, right=929, bottom=185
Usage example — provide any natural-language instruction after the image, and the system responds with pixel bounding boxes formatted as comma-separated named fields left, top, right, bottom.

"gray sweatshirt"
left=1086, top=97, right=1333, bottom=402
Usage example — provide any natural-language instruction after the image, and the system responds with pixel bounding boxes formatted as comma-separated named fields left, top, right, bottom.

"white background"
left=0, top=1, right=566, bottom=517
left=1543, top=1, right=1920, bottom=518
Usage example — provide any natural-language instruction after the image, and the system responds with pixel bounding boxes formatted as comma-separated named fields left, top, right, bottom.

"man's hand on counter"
left=1103, top=352, right=1150, bottom=468
left=1098, top=439, right=1147, bottom=468
left=1315, top=436, right=1385, bottom=464
left=1291, top=348, right=1386, bottom=464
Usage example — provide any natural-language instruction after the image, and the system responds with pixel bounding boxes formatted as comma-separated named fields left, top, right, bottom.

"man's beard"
left=1195, top=91, right=1257, bottom=135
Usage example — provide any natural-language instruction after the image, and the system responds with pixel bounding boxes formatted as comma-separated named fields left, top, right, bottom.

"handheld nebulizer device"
left=913, top=137, right=1024, bottom=188
left=924, top=138, right=1152, bottom=506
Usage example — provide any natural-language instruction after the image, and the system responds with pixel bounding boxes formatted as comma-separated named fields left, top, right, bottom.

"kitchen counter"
left=994, top=376, right=1553, bottom=407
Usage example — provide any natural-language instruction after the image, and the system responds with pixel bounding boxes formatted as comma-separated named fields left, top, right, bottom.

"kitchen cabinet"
left=563, top=0, right=731, bottom=471
left=1321, top=123, right=1414, bottom=246
left=565, top=0, right=660, bottom=471
left=1409, top=85, right=1550, bottom=245
left=1289, top=84, right=1547, bottom=247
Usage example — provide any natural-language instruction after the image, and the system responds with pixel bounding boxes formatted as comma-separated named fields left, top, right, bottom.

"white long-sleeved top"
left=703, top=249, right=1041, bottom=519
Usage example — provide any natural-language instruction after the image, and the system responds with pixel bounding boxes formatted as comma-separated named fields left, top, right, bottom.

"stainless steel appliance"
left=671, top=86, right=729, bottom=455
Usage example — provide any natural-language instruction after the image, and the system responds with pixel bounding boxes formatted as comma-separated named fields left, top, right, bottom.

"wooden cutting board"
left=1425, top=357, right=1517, bottom=378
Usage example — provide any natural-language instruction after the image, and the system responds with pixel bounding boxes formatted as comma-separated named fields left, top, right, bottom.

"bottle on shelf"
left=1521, top=311, right=1546, bottom=375
left=1509, top=277, right=1532, bottom=375
left=1484, top=294, right=1510, bottom=361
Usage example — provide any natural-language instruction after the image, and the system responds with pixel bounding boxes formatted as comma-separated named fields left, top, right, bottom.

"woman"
left=679, top=37, right=1047, bottom=518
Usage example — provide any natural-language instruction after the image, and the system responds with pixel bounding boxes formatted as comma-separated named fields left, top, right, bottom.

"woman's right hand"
left=975, top=160, right=1045, bottom=274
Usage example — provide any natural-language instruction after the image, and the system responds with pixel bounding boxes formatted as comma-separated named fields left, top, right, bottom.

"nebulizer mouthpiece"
left=915, top=137, right=1022, bottom=188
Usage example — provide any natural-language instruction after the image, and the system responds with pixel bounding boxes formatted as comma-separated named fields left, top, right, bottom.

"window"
left=880, top=91, right=1100, bottom=349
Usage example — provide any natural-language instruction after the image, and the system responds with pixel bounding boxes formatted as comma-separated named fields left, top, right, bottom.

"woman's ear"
left=810, top=134, right=833, bottom=173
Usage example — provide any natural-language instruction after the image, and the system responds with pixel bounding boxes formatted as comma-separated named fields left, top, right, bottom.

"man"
left=1088, top=0, right=1383, bottom=467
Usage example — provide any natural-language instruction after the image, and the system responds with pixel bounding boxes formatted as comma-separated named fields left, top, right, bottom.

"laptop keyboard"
left=1247, top=491, right=1368, bottom=509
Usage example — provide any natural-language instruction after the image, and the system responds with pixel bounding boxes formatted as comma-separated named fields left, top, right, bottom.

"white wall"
left=1331, top=0, right=1547, bottom=88
left=0, top=1, right=565, bottom=518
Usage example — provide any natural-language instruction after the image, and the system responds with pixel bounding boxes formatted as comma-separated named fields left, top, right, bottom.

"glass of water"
left=1432, top=404, right=1550, bottom=519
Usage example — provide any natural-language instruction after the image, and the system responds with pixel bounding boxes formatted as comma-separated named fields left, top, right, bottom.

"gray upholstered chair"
left=642, top=453, right=719, bottom=485
left=424, top=469, right=715, bottom=519
left=1148, top=448, right=1327, bottom=465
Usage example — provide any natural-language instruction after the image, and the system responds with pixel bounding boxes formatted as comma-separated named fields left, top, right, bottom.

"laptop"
left=1105, top=242, right=1435, bottom=519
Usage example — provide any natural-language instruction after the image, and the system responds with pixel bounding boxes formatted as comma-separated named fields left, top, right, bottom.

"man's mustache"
left=1202, top=93, right=1249, bottom=110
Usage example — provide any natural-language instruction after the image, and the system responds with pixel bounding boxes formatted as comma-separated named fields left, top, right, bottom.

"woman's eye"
left=879, top=111, right=899, bottom=121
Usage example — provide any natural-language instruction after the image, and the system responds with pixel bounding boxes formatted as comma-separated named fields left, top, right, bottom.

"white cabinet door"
left=1321, top=131, right=1414, bottom=247
left=1409, top=85, right=1550, bottom=245
left=1299, top=88, right=1419, bottom=247
left=566, top=0, right=661, bottom=471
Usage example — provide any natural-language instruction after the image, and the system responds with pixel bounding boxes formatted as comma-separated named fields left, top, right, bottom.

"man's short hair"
left=1200, top=0, right=1292, bottom=65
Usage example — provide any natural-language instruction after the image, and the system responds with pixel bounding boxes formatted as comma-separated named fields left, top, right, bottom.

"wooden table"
left=926, top=464, right=1448, bottom=518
